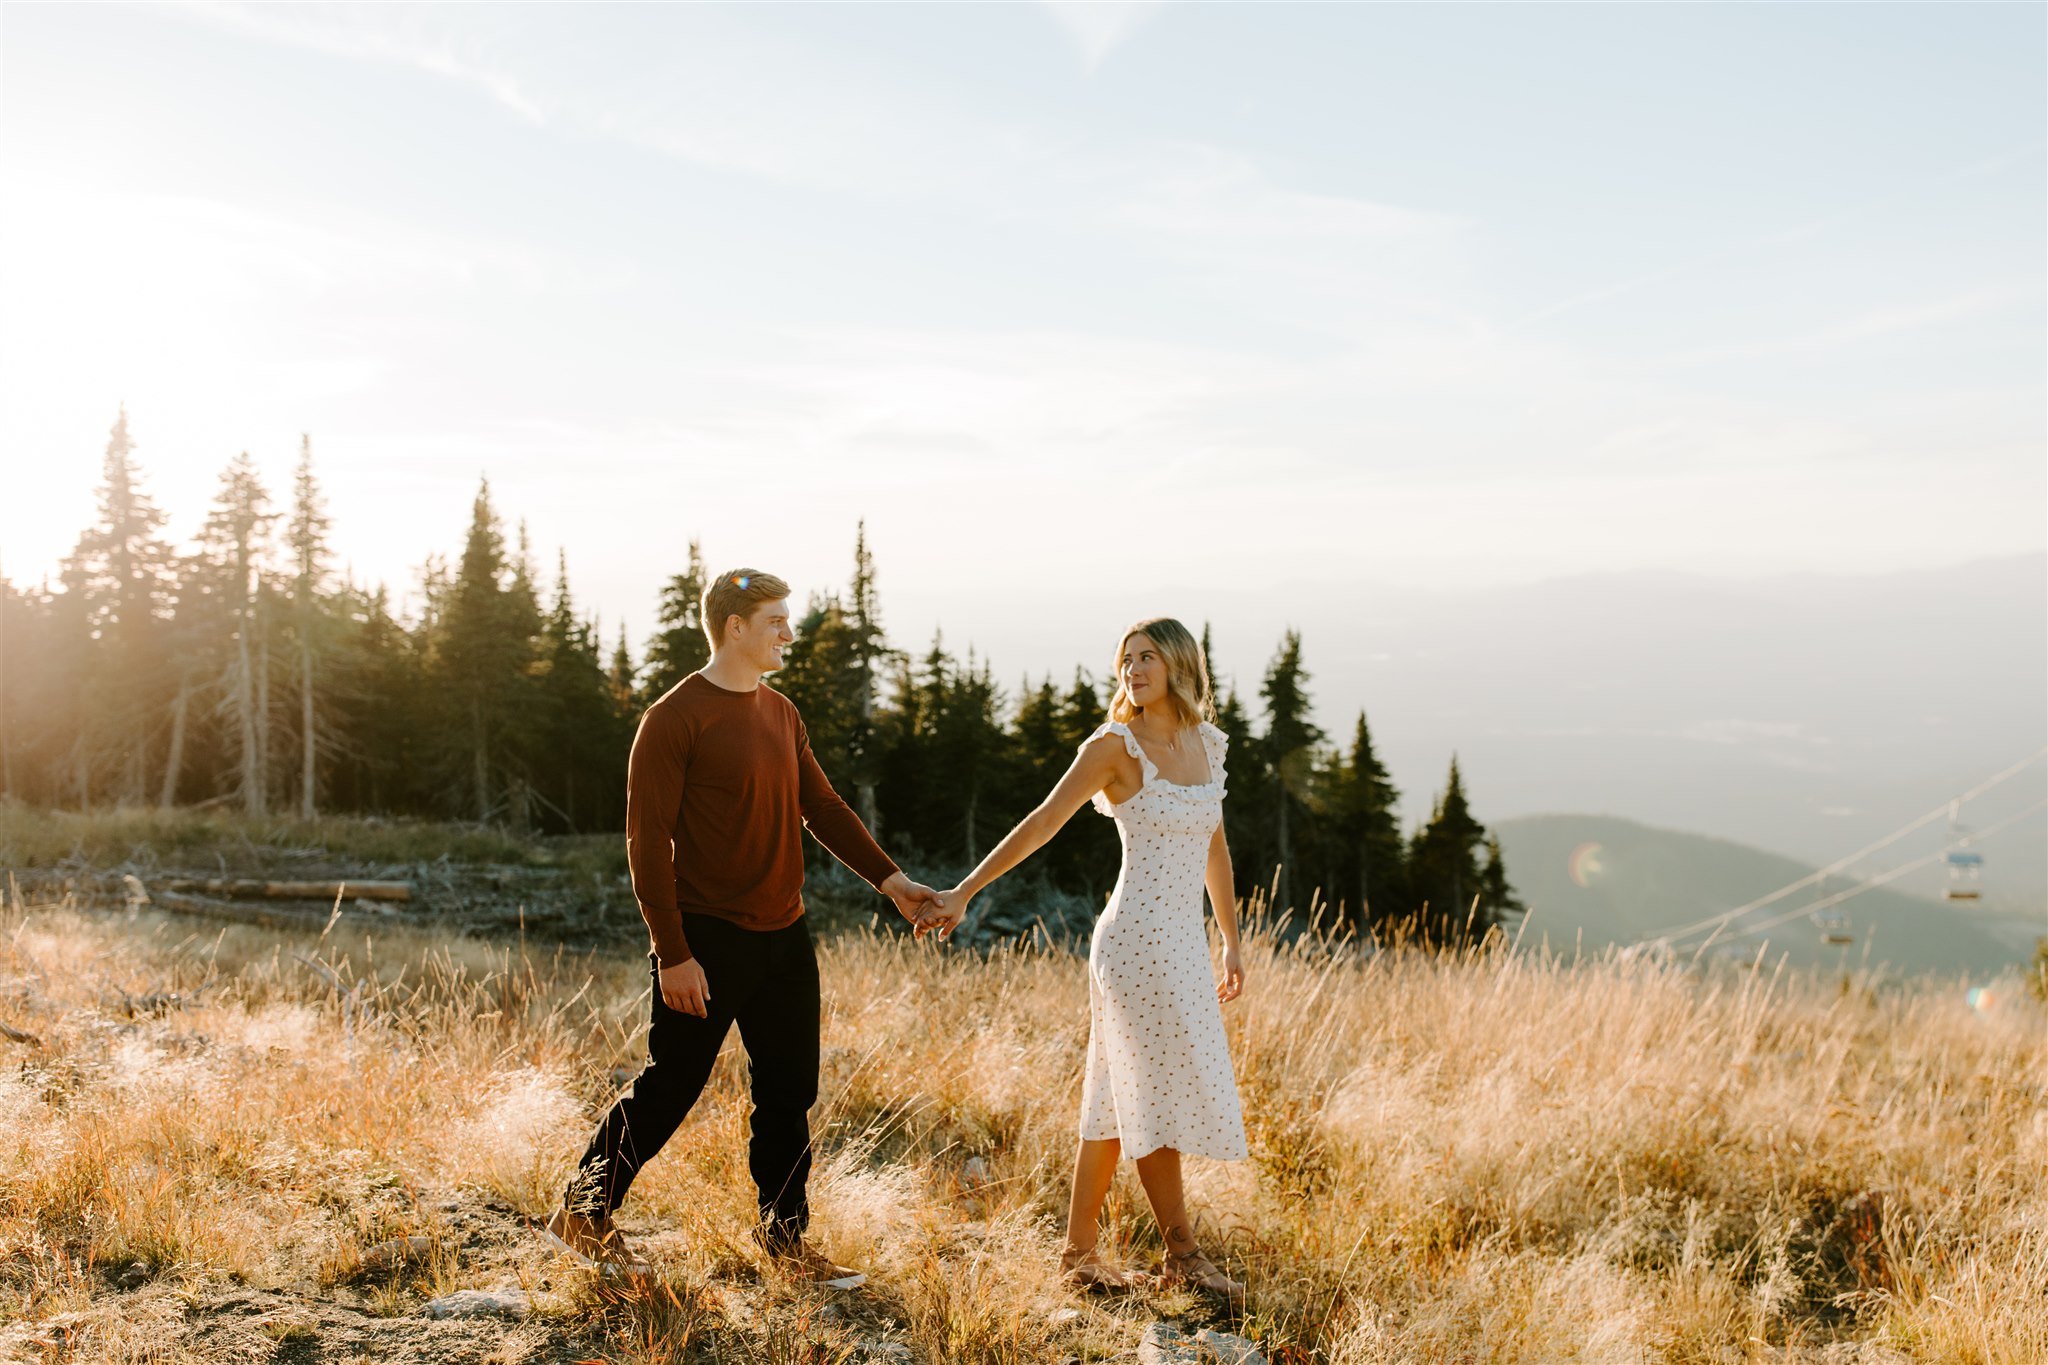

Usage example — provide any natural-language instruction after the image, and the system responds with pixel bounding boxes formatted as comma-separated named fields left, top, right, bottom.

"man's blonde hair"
left=1108, top=617, right=1214, bottom=729
left=701, top=568, right=791, bottom=650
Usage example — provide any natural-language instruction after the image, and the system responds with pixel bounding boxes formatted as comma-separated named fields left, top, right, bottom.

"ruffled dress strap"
left=1080, top=720, right=1156, bottom=816
left=1198, top=721, right=1229, bottom=799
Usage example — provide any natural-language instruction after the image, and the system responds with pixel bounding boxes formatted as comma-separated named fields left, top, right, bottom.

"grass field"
left=0, top=815, right=2043, bottom=1362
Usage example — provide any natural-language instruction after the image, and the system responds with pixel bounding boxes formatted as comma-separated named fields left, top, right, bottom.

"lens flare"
left=1567, top=841, right=1605, bottom=888
left=1967, top=986, right=1997, bottom=1013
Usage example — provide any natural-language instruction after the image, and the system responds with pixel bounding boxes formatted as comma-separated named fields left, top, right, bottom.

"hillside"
left=3, top=885, right=2042, bottom=1362
left=1495, top=813, right=2025, bottom=976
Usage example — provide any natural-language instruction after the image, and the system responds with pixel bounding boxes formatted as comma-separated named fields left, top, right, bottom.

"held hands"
left=658, top=957, right=711, bottom=1017
left=881, top=872, right=951, bottom=936
left=914, top=886, right=971, bottom=942
left=1216, top=942, right=1245, bottom=1003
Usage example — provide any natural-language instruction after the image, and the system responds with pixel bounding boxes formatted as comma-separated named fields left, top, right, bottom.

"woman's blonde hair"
left=1108, top=617, right=1214, bottom=729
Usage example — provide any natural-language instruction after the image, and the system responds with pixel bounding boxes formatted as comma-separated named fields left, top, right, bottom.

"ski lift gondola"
left=1944, top=850, right=1984, bottom=902
left=1812, top=908, right=1851, bottom=943
left=1945, top=800, right=1985, bottom=903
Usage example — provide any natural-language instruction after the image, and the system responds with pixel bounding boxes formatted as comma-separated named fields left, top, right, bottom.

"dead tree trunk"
left=254, top=591, right=272, bottom=816
left=0, top=551, right=11, bottom=800
left=965, top=785, right=979, bottom=865
left=1275, top=794, right=1291, bottom=914
left=471, top=694, right=490, bottom=823
left=298, top=634, right=316, bottom=820
left=235, top=595, right=261, bottom=816
left=158, top=678, right=190, bottom=809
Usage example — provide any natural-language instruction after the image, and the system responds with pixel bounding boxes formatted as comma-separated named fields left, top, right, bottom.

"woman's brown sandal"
left=1060, top=1242, right=1134, bottom=1293
left=1158, top=1246, right=1245, bottom=1310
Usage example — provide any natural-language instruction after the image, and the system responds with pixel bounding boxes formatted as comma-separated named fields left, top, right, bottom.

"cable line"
left=1639, top=745, right=2046, bottom=950
left=1686, top=796, right=2048, bottom=958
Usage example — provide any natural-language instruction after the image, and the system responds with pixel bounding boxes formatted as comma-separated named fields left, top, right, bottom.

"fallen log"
left=157, top=877, right=412, bottom=903
left=150, top=889, right=341, bottom=931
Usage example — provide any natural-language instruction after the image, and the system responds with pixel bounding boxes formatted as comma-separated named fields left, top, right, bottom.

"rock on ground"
left=358, top=1235, right=434, bottom=1273
left=1138, top=1320, right=1267, bottom=1365
left=422, top=1287, right=531, bottom=1321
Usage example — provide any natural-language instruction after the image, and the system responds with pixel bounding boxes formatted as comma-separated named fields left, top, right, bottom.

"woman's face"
left=1120, top=632, right=1169, bottom=711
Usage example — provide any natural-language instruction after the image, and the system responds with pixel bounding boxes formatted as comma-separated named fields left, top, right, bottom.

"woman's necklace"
left=1140, top=713, right=1189, bottom=754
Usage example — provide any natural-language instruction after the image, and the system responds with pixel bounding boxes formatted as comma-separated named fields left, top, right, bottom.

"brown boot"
left=543, top=1206, right=653, bottom=1279
left=753, top=1223, right=867, bottom=1288
left=1158, top=1245, right=1244, bottom=1310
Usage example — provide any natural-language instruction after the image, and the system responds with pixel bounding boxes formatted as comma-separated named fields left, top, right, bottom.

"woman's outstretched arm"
left=918, top=736, right=1129, bottom=940
left=1207, top=820, right=1245, bottom=1002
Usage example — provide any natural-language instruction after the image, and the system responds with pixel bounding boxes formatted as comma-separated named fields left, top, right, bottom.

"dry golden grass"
left=0, top=884, right=2041, bottom=1363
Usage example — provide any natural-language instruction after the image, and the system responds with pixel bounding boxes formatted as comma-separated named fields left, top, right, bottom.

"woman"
left=921, top=617, right=1249, bottom=1304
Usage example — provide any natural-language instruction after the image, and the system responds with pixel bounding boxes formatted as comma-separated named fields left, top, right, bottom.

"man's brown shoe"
left=753, top=1225, right=866, bottom=1288
left=543, top=1207, right=653, bottom=1279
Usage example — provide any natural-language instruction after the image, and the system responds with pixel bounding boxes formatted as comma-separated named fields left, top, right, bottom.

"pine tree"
left=607, top=624, right=636, bottom=712
left=1011, top=674, right=1065, bottom=796
left=642, top=540, right=709, bottom=701
left=198, top=452, right=277, bottom=815
left=944, top=650, right=1006, bottom=863
left=1476, top=835, right=1524, bottom=932
left=1055, top=667, right=1106, bottom=750
left=776, top=592, right=862, bottom=792
left=1204, top=630, right=1260, bottom=895
left=287, top=436, right=331, bottom=819
left=1332, top=710, right=1406, bottom=929
left=536, top=550, right=627, bottom=831
left=1046, top=667, right=1118, bottom=888
left=326, top=580, right=421, bottom=815
left=1258, top=630, right=1324, bottom=913
left=845, top=523, right=891, bottom=833
left=432, top=479, right=543, bottom=824
left=154, top=549, right=224, bottom=809
left=1407, top=756, right=1492, bottom=943
left=62, top=409, right=177, bottom=804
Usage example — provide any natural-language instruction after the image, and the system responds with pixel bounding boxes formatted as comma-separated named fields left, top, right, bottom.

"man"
left=543, top=568, right=945, bottom=1282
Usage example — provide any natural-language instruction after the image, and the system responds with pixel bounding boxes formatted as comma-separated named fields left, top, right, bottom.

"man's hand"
left=880, top=871, right=947, bottom=930
left=658, top=958, right=710, bottom=1017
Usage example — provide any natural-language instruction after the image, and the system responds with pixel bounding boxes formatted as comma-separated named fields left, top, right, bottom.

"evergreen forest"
left=0, top=413, right=1522, bottom=940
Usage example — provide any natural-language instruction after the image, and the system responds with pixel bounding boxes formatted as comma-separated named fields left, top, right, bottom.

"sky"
left=2, top=3, right=2043, bottom=764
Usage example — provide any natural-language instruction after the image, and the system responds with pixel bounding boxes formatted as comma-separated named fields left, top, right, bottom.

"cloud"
left=1038, top=1, right=1171, bottom=72
left=177, top=1, right=545, bottom=121
left=1646, top=284, right=2042, bottom=368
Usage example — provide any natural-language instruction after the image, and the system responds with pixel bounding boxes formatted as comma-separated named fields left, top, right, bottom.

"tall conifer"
left=198, top=452, right=276, bottom=815
left=287, top=436, right=331, bottom=818
left=642, top=540, right=710, bottom=701
left=1258, top=630, right=1324, bottom=913
left=64, top=410, right=177, bottom=803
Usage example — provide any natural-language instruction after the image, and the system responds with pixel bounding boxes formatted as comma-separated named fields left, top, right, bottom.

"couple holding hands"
left=542, top=568, right=1250, bottom=1306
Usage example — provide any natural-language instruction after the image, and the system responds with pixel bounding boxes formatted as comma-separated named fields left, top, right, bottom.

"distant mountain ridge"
left=1494, top=813, right=2026, bottom=977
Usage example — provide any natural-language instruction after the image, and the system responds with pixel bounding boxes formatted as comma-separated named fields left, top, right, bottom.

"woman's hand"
left=1216, top=943, right=1244, bottom=1003
left=916, top=887, right=971, bottom=942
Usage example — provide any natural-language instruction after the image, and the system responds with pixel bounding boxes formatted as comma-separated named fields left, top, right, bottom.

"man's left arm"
left=794, top=718, right=944, bottom=924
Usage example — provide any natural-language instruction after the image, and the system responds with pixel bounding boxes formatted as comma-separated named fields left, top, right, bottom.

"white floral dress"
left=1077, top=720, right=1249, bottom=1162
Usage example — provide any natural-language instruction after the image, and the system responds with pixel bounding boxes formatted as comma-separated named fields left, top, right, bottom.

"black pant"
left=567, top=913, right=821, bottom=1243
